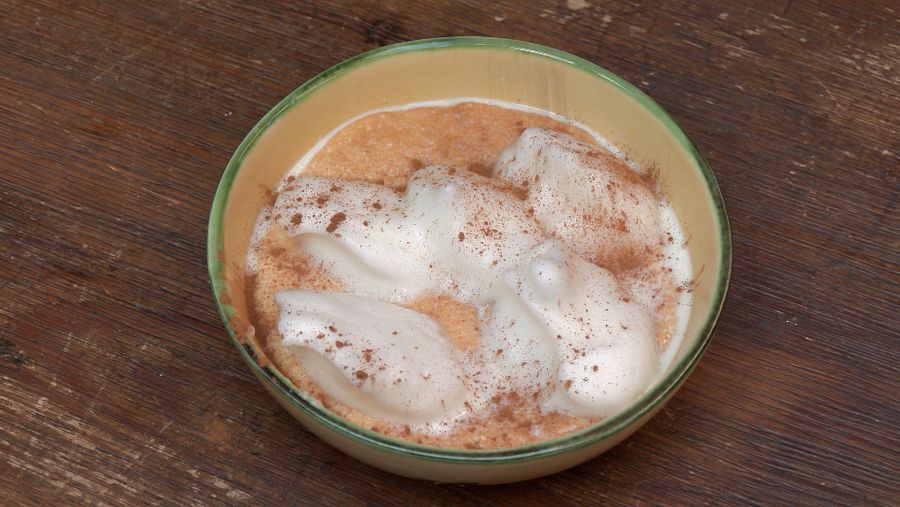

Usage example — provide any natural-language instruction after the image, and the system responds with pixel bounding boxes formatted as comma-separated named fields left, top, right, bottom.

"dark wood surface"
left=2, top=0, right=897, bottom=504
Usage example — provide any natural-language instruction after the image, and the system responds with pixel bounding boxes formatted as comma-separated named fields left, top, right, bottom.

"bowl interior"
left=209, top=37, right=730, bottom=460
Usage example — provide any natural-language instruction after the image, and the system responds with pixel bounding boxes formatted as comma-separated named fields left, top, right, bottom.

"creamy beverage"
left=246, top=100, right=692, bottom=449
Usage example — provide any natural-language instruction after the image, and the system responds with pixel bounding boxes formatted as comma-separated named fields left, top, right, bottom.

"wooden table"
left=2, top=1, right=897, bottom=504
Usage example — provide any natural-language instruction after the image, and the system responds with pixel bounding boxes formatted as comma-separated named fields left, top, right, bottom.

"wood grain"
left=1, top=0, right=897, bottom=504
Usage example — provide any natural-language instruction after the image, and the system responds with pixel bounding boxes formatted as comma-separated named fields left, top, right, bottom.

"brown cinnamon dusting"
left=259, top=185, right=277, bottom=207
left=326, top=212, right=346, bottom=233
left=496, top=183, right=529, bottom=201
left=467, top=162, right=492, bottom=176
left=246, top=102, right=680, bottom=449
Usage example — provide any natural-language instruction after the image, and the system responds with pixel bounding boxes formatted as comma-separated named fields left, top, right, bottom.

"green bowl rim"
left=207, top=36, right=732, bottom=464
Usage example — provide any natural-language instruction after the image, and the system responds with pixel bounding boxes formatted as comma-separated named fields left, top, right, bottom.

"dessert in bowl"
left=208, top=37, right=730, bottom=484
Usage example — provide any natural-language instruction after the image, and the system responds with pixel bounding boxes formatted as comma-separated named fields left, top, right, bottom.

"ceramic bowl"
left=207, top=37, right=731, bottom=484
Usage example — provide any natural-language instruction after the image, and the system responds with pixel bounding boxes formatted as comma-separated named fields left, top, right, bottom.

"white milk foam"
left=249, top=100, right=693, bottom=433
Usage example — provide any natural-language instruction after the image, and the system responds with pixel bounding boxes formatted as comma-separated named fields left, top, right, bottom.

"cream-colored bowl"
left=208, top=37, right=731, bottom=484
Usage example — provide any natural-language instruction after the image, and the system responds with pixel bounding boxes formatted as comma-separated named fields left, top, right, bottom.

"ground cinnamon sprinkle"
left=325, top=212, right=346, bottom=233
left=247, top=102, right=681, bottom=449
